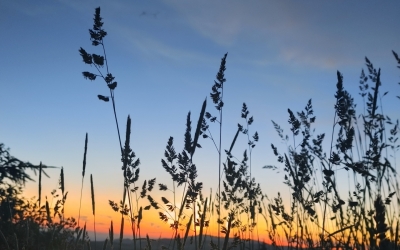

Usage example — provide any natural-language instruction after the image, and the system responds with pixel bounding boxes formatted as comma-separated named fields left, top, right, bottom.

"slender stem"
left=246, top=118, right=252, bottom=180
left=124, top=182, right=136, bottom=250
left=94, top=214, right=97, bottom=250
left=218, top=82, right=223, bottom=249
left=171, top=179, right=177, bottom=250
left=132, top=183, right=140, bottom=250
left=206, top=128, right=220, bottom=153
left=100, top=38, right=123, bottom=155
left=110, top=90, right=123, bottom=155
left=322, top=110, right=337, bottom=246
left=194, top=200, right=198, bottom=250
left=101, top=41, right=110, bottom=77
left=101, top=38, right=127, bottom=247
left=78, top=178, right=84, bottom=227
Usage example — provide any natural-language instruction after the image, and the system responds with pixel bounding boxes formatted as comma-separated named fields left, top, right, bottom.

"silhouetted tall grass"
left=264, top=59, right=400, bottom=249
left=1, top=6, right=400, bottom=250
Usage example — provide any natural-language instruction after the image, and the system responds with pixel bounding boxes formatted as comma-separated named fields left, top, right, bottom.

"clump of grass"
left=107, top=115, right=157, bottom=250
left=264, top=55, right=400, bottom=249
left=158, top=136, right=187, bottom=249
left=80, top=8, right=158, bottom=249
left=205, top=98, right=264, bottom=250
left=157, top=100, right=207, bottom=250
left=0, top=164, right=89, bottom=249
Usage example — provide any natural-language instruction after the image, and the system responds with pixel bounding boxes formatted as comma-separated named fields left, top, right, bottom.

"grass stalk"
left=13, top=233, right=18, bottom=250
left=60, top=166, right=65, bottom=222
left=222, top=214, right=233, bottom=250
left=45, top=199, right=51, bottom=224
left=394, top=220, right=399, bottom=250
left=38, top=161, right=42, bottom=207
left=0, top=230, right=10, bottom=250
left=217, top=106, right=222, bottom=249
left=102, top=238, right=109, bottom=250
left=109, top=220, right=114, bottom=250
left=193, top=201, right=198, bottom=250
left=78, top=133, right=88, bottom=227
left=216, top=54, right=227, bottom=249
left=198, top=198, right=208, bottom=249
left=82, top=223, right=87, bottom=245
left=146, top=234, right=152, bottom=250
left=80, top=7, right=123, bottom=155
left=91, top=174, right=97, bottom=249
left=205, top=53, right=228, bottom=249
left=182, top=214, right=193, bottom=249
left=119, top=216, right=124, bottom=250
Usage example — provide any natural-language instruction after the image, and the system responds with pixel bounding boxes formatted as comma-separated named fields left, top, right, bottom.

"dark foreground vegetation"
left=1, top=7, right=400, bottom=250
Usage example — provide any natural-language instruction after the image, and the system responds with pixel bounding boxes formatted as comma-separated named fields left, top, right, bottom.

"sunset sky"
left=1, top=0, right=400, bottom=241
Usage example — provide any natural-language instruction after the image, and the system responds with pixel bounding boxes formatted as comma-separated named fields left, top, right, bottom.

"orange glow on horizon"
left=20, top=187, right=293, bottom=244
left=20, top=175, right=350, bottom=246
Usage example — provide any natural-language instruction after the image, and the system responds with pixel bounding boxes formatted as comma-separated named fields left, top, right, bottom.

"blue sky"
left=1, top=0, right=400, bottom=238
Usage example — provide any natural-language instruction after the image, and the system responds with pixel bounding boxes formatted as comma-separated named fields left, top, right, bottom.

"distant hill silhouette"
left=89, top=235, right=272, bottom=250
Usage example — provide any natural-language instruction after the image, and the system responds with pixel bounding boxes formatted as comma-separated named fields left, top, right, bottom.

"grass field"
left=1, top=6, right=400, bottom=250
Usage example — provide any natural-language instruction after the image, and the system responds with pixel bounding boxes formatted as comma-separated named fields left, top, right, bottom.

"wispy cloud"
left=109, top=22, right=216, bottom=65
left=163, top=1, right=400, bottom=70
left=162, top=0, right=249, bottom=47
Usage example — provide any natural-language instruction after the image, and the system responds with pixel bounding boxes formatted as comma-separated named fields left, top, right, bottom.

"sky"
left=1, top=0, right=400, bottom=242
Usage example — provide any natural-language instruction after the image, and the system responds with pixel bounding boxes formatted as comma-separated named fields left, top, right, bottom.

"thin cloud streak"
left=164, top=1, right=400, bottom=70
left=109, top=22, right=217, bottom=65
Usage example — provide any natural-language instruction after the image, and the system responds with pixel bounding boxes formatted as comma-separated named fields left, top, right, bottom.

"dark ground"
left=89, top=236, right=272, bottom=249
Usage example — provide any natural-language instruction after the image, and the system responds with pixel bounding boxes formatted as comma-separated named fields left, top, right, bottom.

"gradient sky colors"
left=1, top=0, right=400, bottom=240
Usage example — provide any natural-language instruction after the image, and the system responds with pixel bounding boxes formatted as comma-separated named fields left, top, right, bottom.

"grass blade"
left=178, top=191, right=188, bottom=220
left=146, top=234, right=152, bottom=250
left=82, top=133, right=88, bottom=178
left=228, top=127, right=240, bottom=154
left=109, top=220, right=114, bottom=249
left=82, top=223, right=87, bottom=245
left=90, top=174, right=96, bottom=215
left=75, top=226, right=83, bottom=248
left=60, top=166, right=64, bottom=197
left=119, top=216, right=124, bottom=250
left=0, top=230, right=10, bottom=250
left=13, top=233, right=18, bottom=250
left=45, top=199, right=52, bottom=223
left=184, top=112, right=192, bottom=153
left=102, top=238, right=108, bottom=250
left=91, top=174, right=97, bottom=249
left=38, top=162, right=42, bottom=207
left=60, top=166, right=65, bottom=221
left=78, top=133, right=89, bottom=226
left=395, top=220, right=399, bottom=250
left=183, top=214, right=193, bottom=248
left=191, top=98, right=207, bottom=157
left=198, top=198, right=208, bottom=249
